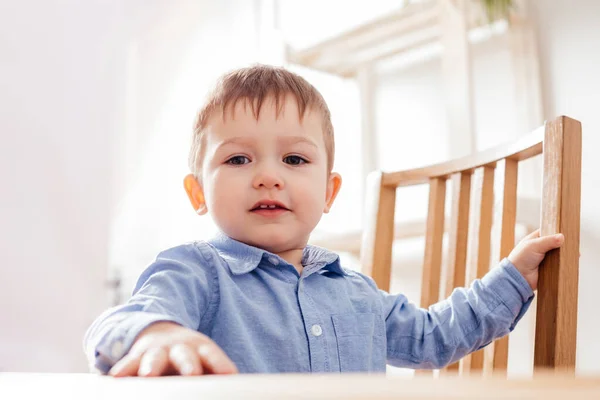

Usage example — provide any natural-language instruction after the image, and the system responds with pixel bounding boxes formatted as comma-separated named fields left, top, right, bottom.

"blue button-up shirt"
left=84, top=233, right=534, bottom=374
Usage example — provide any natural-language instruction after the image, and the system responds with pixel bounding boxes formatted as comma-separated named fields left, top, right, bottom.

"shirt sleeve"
left=382, top=258, right=534, bottom=369
left=82, top=244, right=217, bottom=374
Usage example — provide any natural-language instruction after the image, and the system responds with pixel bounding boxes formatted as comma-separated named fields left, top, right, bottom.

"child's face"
left=185, top=95, right=341, bottom=254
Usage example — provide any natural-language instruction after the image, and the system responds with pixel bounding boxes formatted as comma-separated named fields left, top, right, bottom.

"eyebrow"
left=279, top=136, right=319, bottom=149
left=216, top=136, right=319, bottom=150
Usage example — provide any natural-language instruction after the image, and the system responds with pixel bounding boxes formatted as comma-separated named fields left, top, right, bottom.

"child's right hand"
left=108, top=321, right=238, bottom=377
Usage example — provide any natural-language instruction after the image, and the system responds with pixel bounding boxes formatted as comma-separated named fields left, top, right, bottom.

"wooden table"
left=2, top=373, right=600, bottom=399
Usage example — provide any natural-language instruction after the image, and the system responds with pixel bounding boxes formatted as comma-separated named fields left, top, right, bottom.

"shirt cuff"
left=92, top=313, right=184, bottom=374
left=481, top=258, right=535, bottom=326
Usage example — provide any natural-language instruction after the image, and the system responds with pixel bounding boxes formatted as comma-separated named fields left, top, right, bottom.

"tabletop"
left=2, top=372, right=600, bottom=399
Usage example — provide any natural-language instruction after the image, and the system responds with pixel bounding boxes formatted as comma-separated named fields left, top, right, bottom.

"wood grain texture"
left=382, top=128, right=543, bottom=187
left=360, top=171, right=397, bottom=292
left=461, top=166, right=495, bottom=374
left=534, top=116, right=582, bottom=371
left=416, top=178, right=447, bottom=377
left=485, top=158, right=519, bottom=374
left=421, top=178, right=448, bottom=309
left=443, top=172, right=471, bottom=372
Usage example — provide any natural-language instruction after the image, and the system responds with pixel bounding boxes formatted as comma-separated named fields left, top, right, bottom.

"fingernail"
left=181, top=363, right=194, bottom=375
left=197, top=345, right=211, bottom=357
left=139, top=365, right=152, bottom=376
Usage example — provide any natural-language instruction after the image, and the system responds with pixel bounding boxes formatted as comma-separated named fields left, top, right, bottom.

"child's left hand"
left=507, top=229, right=564, bottom=290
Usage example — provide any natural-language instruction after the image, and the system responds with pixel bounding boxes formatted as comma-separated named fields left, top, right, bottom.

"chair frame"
left=360, top=116, right=582, bottom=374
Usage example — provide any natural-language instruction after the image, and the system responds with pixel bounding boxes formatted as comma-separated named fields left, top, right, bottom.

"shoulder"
left=137, top=241, right=221, bottom=283
left=323, top=258, right=382, bottom=296
left=156, top=240, right=217, bottom=263
left=305, top=245, right=381, bottom=292
left=342, top=268, right=381, bottom=292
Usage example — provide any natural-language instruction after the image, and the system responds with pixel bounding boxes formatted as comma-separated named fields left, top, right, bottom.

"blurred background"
left=1, top=0, right=598, bottom=375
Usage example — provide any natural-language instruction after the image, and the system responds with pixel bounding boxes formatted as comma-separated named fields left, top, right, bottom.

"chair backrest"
left=360, top=116, right=582, bottom=375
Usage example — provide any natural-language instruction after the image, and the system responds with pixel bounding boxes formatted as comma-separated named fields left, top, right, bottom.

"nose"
left=252, top=166, right=285, bottom=190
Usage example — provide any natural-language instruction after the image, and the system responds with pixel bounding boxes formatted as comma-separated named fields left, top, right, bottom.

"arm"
left=83, top=245, right=215, bottom=374
left=383, top=230, right=563, bottom=369
left=383, top=259, right=533, bottom=369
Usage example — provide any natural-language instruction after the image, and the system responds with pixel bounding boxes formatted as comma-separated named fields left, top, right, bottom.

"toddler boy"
left=84, top=65, right=563, bottom=376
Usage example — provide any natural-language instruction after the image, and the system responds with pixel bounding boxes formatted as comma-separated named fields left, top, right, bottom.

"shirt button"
left=268, top=256, right=279, bottom=266
left=111, top=340, right=124, bottom=359
left=311, top=324, right=323, bottom=337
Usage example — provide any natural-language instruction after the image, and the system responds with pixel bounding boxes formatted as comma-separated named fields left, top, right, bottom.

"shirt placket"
left=296, top=273, right=331, bottom=373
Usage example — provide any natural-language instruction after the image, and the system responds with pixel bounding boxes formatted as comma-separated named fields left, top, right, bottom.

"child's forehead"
left=225, top=95, right=314, bottom=122
left=206, top=96, right=324, bottom=141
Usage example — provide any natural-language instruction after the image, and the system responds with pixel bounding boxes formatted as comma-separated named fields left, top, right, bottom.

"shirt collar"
left=207, top=232, right=347, bottom=277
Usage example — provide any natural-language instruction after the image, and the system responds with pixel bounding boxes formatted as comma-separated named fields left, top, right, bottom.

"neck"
left=276, top=247, right=304, bottom=275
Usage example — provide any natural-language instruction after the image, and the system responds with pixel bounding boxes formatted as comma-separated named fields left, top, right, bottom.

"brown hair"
left=188, top=64, right=335, bottom=176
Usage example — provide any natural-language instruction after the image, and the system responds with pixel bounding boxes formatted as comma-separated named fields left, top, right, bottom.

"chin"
left=253, top=236, right=292, bottom=253
left=244, top=230, right=300, bottom=253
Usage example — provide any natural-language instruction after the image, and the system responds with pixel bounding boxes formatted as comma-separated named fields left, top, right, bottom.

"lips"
left=250, top=200, right=290, bottom=212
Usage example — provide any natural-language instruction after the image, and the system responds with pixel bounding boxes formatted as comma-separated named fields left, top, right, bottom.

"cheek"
left=204, top=169, right=245, bottom=210
left=293, top=174, right=328, bottom=212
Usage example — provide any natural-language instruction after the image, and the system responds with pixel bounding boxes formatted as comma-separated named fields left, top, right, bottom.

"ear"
left=183, top=174, right=208, bottom=215
left=323, top=172, right=342, bottom=213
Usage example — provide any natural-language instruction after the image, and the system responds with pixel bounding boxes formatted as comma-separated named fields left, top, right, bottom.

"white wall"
left=0, top=0, right=128, bottom=371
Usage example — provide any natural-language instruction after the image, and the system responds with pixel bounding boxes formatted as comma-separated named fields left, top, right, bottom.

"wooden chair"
left=361, top=116, right=582, bottom=375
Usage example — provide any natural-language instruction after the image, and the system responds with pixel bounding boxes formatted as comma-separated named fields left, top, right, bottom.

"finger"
left=523, top=229, right=540, bottom=241
left=110, top=353, right=142, bottom=377
left=169, top=344, right=203, bottom=376
left=197, top=343, right=238, bottom=374
left=138, top=347, right=169, bottom=377
left=530, top=233, right=564, bottom=254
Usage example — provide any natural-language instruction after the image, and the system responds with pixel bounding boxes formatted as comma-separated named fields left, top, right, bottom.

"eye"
left=283, top=155, right=308, bottom=165
left=226, top=155, right=250, bottom=165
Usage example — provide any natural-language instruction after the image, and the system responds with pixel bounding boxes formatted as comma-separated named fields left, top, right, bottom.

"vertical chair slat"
left=416, top=178, right=447, bottom=376
left=360, top=171, right=397, bottom=292
left=443, top=171, right=472, bottom=373
left=534, top=116, right=582, bottom=372
left=460, top=166, right=495, bottom=374
left=421, top=178, right=448, bottom=308
left=484, top=158, right=519, bottom=375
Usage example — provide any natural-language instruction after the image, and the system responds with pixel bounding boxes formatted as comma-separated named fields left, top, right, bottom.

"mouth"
left=250, top=200, right=290, bottom=216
